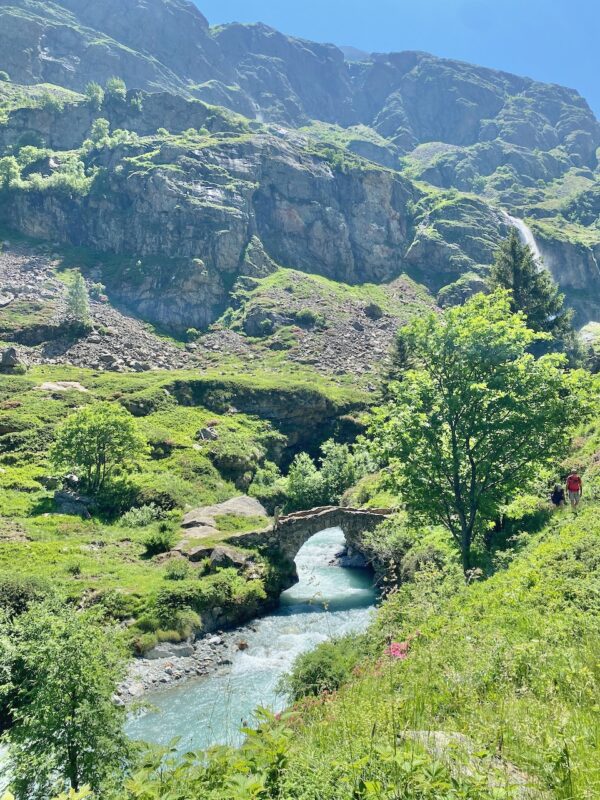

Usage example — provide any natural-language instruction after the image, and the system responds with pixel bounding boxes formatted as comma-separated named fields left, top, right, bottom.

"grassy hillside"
left=123, top=419, right=600, bottom=799
left=0, top=363, right=367, bottom=653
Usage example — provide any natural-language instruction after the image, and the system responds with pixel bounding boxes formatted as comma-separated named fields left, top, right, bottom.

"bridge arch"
left=229, top=506, right=391, bottom=587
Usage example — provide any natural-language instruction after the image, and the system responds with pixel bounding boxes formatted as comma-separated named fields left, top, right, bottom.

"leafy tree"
left=65, top=271, right=90, bottom=325
left=84, top=82, right=104, bottom=111
left=88, top=117, right=110, bottom=148
left=105, top=77, right=127, bottom=101
left=286, top=452, right=322, bottom=510
left=319, top=440, right=358, bottom=504
left=50, top=403, right=147, bottom=494
left=6, top=603, right=129, bottom=799
left=286, top=441, right=370, bottom=511
left=490, top=230, right=578, bottom=357
left=0, top=156, right=20, bottom=189
left=39, top=90, right=64, bottom=112
left=370, top=291, right=590, bottom=573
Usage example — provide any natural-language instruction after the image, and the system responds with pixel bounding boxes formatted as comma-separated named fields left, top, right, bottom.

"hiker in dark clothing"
left=550, top=484, right=565, bottom=508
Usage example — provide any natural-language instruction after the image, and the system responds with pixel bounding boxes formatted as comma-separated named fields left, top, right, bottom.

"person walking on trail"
left=566, top=469, right=583, bottom=510
left=551, top=483, right=565, bottom=508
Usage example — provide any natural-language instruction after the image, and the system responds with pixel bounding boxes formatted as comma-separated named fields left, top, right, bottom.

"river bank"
left=125, top=527, right=377, bottom=752
left=119, top=534, right=371, bottom=704
left=118, top=629, right=247, bottom=703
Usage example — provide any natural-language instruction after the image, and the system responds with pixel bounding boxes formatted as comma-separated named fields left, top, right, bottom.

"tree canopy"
left=50, top=403, right=147, bottom=494
left=370, top=291, right=591, bottom=572
left=65, top=271, right=90, bottom=326
left=5, top=603, right=129, bottom=799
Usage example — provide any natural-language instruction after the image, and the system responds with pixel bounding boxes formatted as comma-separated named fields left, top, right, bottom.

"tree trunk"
left=460, top=525, right=472, bottom=575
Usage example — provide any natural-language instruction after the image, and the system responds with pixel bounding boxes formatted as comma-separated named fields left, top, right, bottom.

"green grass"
left=0, top=358, right=371, bottom=639
left=123, top=413, right=600, bottom=796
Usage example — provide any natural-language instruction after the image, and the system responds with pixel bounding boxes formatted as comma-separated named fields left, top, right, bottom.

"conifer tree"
left=66, top=271, right=90, bottom=326
left=490, top=230, right=578, bottom=357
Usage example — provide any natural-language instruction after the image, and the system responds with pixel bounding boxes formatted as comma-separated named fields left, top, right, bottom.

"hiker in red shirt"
left=566, top=469, right=583, bottom=510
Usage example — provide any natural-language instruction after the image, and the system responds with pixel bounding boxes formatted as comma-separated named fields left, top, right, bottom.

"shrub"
left=89, top=117, right=110, bottom=146
left=0, top=574, right=50, bottom=618
left=89, top=282, right=106, bottom=300
left=294, top=308, right=324, bottom=328
left=143, top=527, right=176, bottom=557
left=185, top=327, right=201, bottom=342
left=38, top=90, right=64, bottom=112
left=286, top=440, right=366, bottom=511
left=164, top=560, right=192, bottom=581
left=120, top=503, right=165, bottom=528
left=132, top=631, right=158, bottom=655
left=249, top=461, right=287, bottom=514
left=286, top=452, right=323, bottom=510
left=0, top=71, right=9, bottom=82
left=281, top=636, right=364, bottom=701
left=129, top=91, right=143, bottom=112
left=84, top=82, right=104, bottom=111
left=0, top=156, right=21, bottom=190
left=105, top=77, right=127, bottom=101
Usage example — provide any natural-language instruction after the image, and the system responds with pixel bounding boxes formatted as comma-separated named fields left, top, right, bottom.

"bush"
left=120, top=503, right=165, bottom=528
left=143, top=525, right=176, bottom=557
left=39, top=90, right=64, bottom=112
left=164, top=560, right=192, bottom=581
left=0, top=156, right=21, bottom=190
left=88, top=118, right=110, bottom=147
left=84, top=82, right=104, bottom=111
left=286, top=440, right=367, bottom=511
left=185, top=327, right=201, bottom=342
left=0, top=574, right=50, bottom=618
left=105, top=77, right=127, bottom=101
left=294, top=308, right=325, bottom=328
left=281, top=636, right=364, bottom=701
left=0, top=71, right=9, bottom=82
left=89, top=282, right=106, bottom=300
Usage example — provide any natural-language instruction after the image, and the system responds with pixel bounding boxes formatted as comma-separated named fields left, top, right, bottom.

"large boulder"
left=0, top=347, right=26, bottom=373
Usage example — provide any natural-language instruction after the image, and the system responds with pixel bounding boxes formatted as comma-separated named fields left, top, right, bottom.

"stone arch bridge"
left=228, top=505, right=391, bottom=585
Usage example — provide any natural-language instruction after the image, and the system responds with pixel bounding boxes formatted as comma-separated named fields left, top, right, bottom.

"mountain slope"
left=2, top=0, right=598, bottom=164
left=0, top=0, right=599, bottom=355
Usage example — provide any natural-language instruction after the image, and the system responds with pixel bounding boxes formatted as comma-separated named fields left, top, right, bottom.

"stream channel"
left=125, top=527, right=377, bottom=753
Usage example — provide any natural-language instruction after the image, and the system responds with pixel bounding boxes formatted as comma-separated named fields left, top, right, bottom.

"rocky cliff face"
left=0, top=121, right=519, bottom=330
left=0, top=0, right=598, bottom=331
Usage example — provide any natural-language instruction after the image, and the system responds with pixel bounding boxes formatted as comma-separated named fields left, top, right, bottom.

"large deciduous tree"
left=6, top=604, right=129, bottom=799
left=370, top=291, right=590, bottom=573
left=50, top=402, right=146, bottom=494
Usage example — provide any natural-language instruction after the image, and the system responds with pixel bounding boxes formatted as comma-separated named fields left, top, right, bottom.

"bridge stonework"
left=228, top=506, right=391, bottom=588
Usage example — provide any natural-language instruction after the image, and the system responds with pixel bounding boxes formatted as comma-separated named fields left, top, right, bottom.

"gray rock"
left=145, top=642, right=195, bottom=660
left=196, top=426, right=219, bottom=442
left=0, top=347, right=21, bottom=368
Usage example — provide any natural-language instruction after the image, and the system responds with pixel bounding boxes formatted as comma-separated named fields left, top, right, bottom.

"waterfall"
left=503, top=213, right=543, bottom=265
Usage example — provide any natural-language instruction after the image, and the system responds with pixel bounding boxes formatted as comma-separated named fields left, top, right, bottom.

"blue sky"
left=195, top=0, right=600, bottom=118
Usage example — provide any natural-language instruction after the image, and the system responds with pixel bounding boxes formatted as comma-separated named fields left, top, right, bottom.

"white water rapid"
left=125, top=527, right=376, bottom=753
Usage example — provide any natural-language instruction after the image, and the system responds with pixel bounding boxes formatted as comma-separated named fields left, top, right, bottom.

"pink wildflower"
left=385, top=640, right=410, bottom=660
